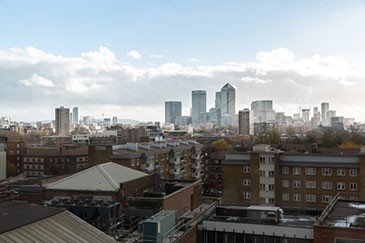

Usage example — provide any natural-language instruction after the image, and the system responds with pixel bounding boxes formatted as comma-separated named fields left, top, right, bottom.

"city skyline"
left=1, top=1, right=365, bottom=122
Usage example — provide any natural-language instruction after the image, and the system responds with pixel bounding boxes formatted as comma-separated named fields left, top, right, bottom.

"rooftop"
left=317, top=194, right=365, bottom=229
left=0, top=201, right=64, bottom=234
left=46, top=162, right=148, bottom=191
left=0, top=202, right=116, bottom=242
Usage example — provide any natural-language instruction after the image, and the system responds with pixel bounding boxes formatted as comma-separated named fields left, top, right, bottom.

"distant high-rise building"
left=238, top=109, right=250, bottom=135
left=165, top=101, right=182, bottom=125
left=112, top=116, right=118, bottom=125
left=55, top=106, right=70, bottom=135
left=302, top=109, right=310, bottom=122
left=209, top=108, right=221, bottom=126
left=216, top=83, right=236, bottom=116
left=72, top=107, right=79, bottom=125
left=321, top=102, right=329, bottom=122
left=251, top=100, right=275, bottom=123
left=104, top=118, right=111, bottom=128
left=191, top=90, right=206, bottom=125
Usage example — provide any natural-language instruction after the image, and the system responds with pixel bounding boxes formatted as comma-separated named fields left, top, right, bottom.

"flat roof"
left=319, top=199, right=365, bottom=228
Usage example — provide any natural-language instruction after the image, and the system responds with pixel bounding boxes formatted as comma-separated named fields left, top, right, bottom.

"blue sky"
left=1, top=0, right=365, bottom=122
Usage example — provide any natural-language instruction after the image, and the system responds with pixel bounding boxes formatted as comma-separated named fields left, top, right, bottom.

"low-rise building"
left=22, top=144, right=89, bottom=177
left=222, top=145, right=365, bottom=211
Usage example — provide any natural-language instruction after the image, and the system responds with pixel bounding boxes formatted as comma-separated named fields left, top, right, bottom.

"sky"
left=1, top=0, right=365, bottom=123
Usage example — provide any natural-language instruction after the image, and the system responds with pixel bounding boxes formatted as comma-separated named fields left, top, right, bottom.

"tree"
left=6, top=163, right=18, bottom=177
left=338, top=141, right=362, bottom=149
left=211, top=138, right=233, bottom=152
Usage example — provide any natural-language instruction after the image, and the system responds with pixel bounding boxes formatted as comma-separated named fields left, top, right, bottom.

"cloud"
left=126, top=50, right=142, bottom=60
left=19, top=73, right=55, bottom=87
left=185, top=58, right=201, bottom=63
left=0, top=46, right=365, bottom=122
left=150, top=54, right=164, bottom=59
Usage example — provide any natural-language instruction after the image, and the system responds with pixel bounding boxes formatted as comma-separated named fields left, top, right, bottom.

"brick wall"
left=119, top=174, right=156, bottom=197
left=163, top=180, right=202, bottom=217
left=314, top=225, right=365, bottom=242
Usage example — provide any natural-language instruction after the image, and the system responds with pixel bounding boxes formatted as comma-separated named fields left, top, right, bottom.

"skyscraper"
left=191, top=90, right=206, bottom=126
left=165, top=101, right=182, bottom=125
left=112, top=116, right=118, bottom=125
left=251, top=100, right=275, bottom=123
left=216, top=83, right=236, bottom=116
left=321, top=102, right=329, bottom=125
left=238, top=109, right=250, bottom=135
left=55, top=106, right=70, bottom=135
left=72, top=107, right=79, bottom=125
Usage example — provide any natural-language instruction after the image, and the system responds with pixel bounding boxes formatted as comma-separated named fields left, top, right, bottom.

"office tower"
left=104, top=118, right=111, bottom=128
left=215, top=83, right=236, bottom=116
left=165, top=101, right=182, bottom=125
left=55, top=106, right=70, bottom=135
left=112, top=116, right=118, bottom=125
left=72, top=107, right=79, bottom=125
left=209, top=108, right=221, bottom=126
left=238, top=109, right=250, bottom=135
left=321, top=102, right=329, bottom=122
left=302, top=109, right=310, bottom=122
left=251, top=100, right=275, bottom=123
left=191, top=90, right=206, bottom=125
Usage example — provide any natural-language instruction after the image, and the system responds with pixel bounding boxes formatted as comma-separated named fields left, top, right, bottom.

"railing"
left=0, top=189, right=19, bottom=201
left=316, top=192, right=341, bottom=225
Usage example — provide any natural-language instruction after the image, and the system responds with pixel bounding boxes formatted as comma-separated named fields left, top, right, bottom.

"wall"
left=314, top=226, right=365, bottom=243
left=163, top=180, right=202, bottom=217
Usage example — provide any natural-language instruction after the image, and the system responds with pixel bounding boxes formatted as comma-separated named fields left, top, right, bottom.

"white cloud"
left=150, top=54, right=164, bottom=59
left=19, top=73, right=55, bottom=87
left=185, top=58, right=201, bottom=63
left=1, top=46, right=365, bottom=122
left=126, top=50, right=142, bottom=60
left=256, top=48, right=295, bottom=65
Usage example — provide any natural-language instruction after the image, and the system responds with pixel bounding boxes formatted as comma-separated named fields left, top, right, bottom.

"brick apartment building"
left=223, top=144, right=365, bottom=211
left=89, top=140, right=203, bottom=180
left=5, top=139, right=25, bottom=174
left=22, top=144, right=89, bottom=177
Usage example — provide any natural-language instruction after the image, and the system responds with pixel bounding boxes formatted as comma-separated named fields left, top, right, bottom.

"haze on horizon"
left=1, top=0, right=365, bottom=123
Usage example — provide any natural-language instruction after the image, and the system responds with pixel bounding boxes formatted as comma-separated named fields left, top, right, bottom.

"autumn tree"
left=211, top=138, right=234, bottom=152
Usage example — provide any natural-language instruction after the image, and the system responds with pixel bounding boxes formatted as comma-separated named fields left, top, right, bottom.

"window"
left=259, top=157, right=266, bottom=164
left=306, top=194, right=316, bottom=202
left=337, top=168, right=345, bottom=176
left=337, top=182, right=346, bottom=190
left=282, top=180, right=289, bottom=188
left=293, top=194, right=301, bottom=201
left=268, top=171, right=275, bottom=177
left=243, top=192, right=251, bottom=199
left=282, top=193, right=289, bottom=201
left=243, top=179, right=251, bottom=186
left=268, top=184, right=275, bottom=191
left=293, top=180, right=301, bottom=188
left=268, top=157, right=275, bottom=164
left=322, top=195, right=332, bottom=203
left=259, top=170, right=266, bottom=177
left=260, top=184, right=266, bottom=190
left=260, top=197, right=266, bottom=204
left=244, top=166, right=251, bottom=173
left=349, top=169, right=357, bottom=177
left=268, top=198, right=275, bottom=204
left=350, top=183, right=358, bottom=191
left=322, top=168, right=332, bottom=176
left=293, top=167, right=301, bottom=175
left=306, top=181, right=316, bottom=189
left=322, top=181, right=332, bottom=189
left=306, top=167, right=316, bottom=175
left=282, top=167, right=289, bottom=174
